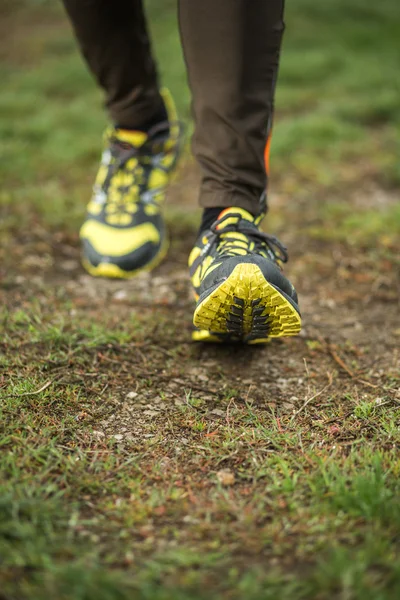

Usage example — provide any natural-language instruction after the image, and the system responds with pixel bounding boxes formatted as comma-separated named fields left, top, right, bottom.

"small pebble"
left=216, top=469, right=235, bottom=486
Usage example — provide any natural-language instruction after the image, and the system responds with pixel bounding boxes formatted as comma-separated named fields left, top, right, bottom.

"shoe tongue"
left=114, top=129, right=148, bottom=147
left=216, top=207, right=254, bottom=229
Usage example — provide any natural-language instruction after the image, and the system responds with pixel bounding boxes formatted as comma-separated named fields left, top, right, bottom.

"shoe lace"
left=98, top=120, right=183, bottom=213
left=105, top=122, right=168, bottom=186
left=209, top=213, right=288, bottom=264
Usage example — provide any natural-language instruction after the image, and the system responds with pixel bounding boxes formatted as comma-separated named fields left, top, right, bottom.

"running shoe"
left=189, top=207, right=301, bottom=344
left=80, top=89, right=183, bottom=278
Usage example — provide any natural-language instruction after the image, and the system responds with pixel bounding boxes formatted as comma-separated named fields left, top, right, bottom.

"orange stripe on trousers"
left=264, top=131, right=272, bottom=175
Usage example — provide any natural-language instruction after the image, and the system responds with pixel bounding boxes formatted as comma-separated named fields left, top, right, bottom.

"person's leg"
left=62, top=0, right=183, bottom=278
left=62, top=0, right=166, bottom=129
left=182, top=1, right=301, bottom=342
left=179, top=0, right=284, bottom=217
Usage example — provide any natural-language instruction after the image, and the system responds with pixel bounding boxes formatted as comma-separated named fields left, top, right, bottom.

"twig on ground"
left=329, top=345, right=354, bottom=377
left=3, top=379, right=53, bottom=399
left=328, top=344, right=381, bottom=389
left=291, top=373, right=333, bottom=421
left=98, top=383, right=109, bottom=397
left=356, top=378, right=379, bottom=389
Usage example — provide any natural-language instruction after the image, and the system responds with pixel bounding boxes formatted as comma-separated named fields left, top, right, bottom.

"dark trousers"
left=62, top=0, right=285, bottom=215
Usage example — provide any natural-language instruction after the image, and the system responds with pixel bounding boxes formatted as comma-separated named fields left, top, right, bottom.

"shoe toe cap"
left=199, top=255, right=298, bottom=306
left=80, top=216, right=166, bottom=277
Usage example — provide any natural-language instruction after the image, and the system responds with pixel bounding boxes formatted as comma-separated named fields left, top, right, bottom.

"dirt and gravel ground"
left=2, top=171, right=399, bottom=597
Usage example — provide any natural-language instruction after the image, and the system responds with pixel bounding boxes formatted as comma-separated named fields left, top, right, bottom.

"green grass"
left=1, top=299, right=400, bottom=598
left=1, top=1, right=400, bottom=598
left=1, top=0, right=399, bottom=234
left=306, top=201, right=400, bottom=250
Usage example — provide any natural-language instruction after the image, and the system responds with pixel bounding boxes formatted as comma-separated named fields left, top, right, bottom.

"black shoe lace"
left=103, top=122, right=167, bottom=189
left=209, top=213, right=288, bottom=264
left=101, top=120, right=184, bottom=199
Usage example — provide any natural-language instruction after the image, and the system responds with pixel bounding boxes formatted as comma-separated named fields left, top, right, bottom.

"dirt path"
left=2, top=165, right=400, bottom=598
left=3, top=172, right=399, bottom=432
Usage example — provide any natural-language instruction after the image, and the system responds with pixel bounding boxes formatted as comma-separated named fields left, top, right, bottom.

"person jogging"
left=62, top=0, right=301, bottom=344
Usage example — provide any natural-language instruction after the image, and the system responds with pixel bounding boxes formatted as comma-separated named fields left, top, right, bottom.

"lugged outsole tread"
left=193, top=263, right=301, bottom=343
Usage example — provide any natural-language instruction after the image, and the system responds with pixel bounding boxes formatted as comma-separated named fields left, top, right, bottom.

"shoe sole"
left=193, top=263, right=301, bottom=344
left=81, top=238, right=169, bottom=279
left=191, top=329, right=226, bottom=343
left=191, top=328, right=272, bottom=344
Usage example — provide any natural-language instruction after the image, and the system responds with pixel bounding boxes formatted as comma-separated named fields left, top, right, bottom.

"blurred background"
left=1, top=0, right=399, bottom=241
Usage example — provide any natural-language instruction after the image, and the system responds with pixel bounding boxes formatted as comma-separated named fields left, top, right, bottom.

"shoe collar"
left=213, top=207, right=257, bottom=232
left=113, top=129, right=148, bottom=147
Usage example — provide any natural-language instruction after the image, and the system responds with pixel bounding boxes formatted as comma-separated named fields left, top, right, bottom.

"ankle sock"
left=116, top=102, right=169, bottom=135
left=199, top=208, right=225, bottom=235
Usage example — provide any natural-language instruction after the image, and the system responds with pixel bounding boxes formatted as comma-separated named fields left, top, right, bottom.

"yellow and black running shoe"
left=189, top=207, right=301, bottom=344
left=80, top=90, right=183, bottom=278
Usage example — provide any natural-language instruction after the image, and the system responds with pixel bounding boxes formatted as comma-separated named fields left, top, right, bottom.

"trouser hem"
left=199, top=191, right=264, bottom=217
left=107, top=88, right=165, bottom=130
